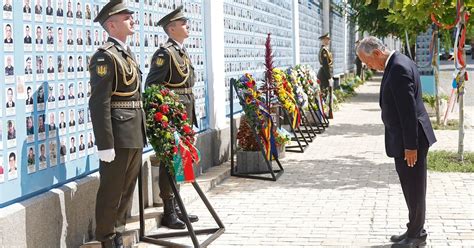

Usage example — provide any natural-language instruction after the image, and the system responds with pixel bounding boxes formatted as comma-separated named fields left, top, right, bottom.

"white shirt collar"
left=172, top=39, right=184, bottom=49
left=110, top=36, right=128, bottom=51
left=385, top=50, right=396, bottom=68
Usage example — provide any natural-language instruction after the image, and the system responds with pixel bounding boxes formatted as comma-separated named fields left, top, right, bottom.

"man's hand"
left=404, top=149, right=417, bottom=167
left=98, top=148, right=115, bottom=163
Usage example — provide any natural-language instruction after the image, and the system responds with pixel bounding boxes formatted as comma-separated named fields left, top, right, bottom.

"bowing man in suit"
left=356, top=36, right=437, bottom=247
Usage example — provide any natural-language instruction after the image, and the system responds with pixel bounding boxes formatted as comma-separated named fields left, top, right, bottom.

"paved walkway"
left=142, top=76, right=474, bottom=247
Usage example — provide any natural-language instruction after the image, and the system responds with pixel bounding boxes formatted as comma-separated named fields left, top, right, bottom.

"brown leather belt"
left=171, top=87, right=193, bottom=94
left=110, top=101, right=143, bottom=109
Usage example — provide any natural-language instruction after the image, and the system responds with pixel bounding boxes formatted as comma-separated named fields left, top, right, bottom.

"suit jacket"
left=380, top=52, right=437, bottom=158
left=24, top=36, right=32, bottom=44
left=89, top=37, right=146, bottom=150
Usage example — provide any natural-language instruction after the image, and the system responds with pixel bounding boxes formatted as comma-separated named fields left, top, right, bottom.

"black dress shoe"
left=391, top=237, right=427, bottom=248
left=390, top=232, right=407, bottom=242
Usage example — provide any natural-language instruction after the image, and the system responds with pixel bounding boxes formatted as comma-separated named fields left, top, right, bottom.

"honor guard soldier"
left=145, top=6, right=199, bottom=230
left=317, top=32, right=334, bottom=118
left=89, top=1, right=146, bottom=247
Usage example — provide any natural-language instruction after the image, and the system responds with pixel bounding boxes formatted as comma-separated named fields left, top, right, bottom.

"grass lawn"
left=431, top=119, right=459, bottom=130
left=428, top=150, right=474, bottom=172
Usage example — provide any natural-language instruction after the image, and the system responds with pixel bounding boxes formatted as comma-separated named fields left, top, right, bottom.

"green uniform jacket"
left=317, top=45, right=333, bottom=88
left=88, top=38, right=147, bottom=150
left=145, top=38, right=197, bottom=127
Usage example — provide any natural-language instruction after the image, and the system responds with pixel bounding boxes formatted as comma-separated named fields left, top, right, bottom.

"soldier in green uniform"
left=89, top=1, right=146, bottom=247
left=145, top=6, right=199, bottom=230
left=317, top=32, right=334, bottom=118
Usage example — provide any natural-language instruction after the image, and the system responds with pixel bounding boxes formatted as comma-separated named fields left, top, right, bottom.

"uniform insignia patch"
left=97, top=64, right=108, bottom=77
left=156, top=57, right=165, bottom=67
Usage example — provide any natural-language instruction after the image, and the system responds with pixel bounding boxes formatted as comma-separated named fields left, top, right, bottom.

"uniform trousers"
left=95, top=148, right=142, bottom=241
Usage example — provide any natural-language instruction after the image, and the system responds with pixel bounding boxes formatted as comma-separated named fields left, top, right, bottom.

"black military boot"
left=161, top=199, right=186, bottom=229
left=174, top=198, right=199, bottom=223
left=100, top=233, right=123, bottom=248
left=113, top=233, right=124, bottom=248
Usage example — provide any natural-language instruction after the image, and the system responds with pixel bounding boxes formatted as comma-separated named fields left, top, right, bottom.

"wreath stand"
left=229, top=78, right=284, bottom=181
left=137, top=164, right=224, bottom=247
left=279, top=107, right=310, bottom=153
left=307, top=100, right=328, bottom=132
left=294, top=107, right=318, bottom=140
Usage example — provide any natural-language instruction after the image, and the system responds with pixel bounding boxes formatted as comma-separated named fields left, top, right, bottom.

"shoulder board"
left=161, top=41, right=173, bottom=48
left=98, top=41, right=114, bottom=51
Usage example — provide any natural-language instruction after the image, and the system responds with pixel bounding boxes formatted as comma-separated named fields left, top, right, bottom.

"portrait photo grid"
left=223, top=0, right=295, bottom=115
left=298, top=0, right=323, bottom=71
left=0, top=0, right=209, bottom=206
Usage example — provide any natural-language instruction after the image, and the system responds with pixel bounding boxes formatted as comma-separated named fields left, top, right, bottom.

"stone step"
left=81, top=163, right=230, bottom=248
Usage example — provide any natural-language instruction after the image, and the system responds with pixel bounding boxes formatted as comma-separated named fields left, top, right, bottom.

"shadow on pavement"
left=325, top=123, right=385, bottom=137
left=223, top=155, right=399, bottom=192
left=347, top=92, right=380, bottom=103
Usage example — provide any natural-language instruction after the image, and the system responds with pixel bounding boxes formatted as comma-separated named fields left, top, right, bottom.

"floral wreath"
left=286, top=67, right=309, bottom=110
left=272, top=68, right=301, bottom=128
left=143, top=85, right=199, bottom=183
left=234, top=73, right=279, bottom=160
left=294, top=65, right=329, bottom=117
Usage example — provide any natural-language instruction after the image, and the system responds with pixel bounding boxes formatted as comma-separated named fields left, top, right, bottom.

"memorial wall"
left=298, top=0, right=323, bottom=71
left=224, top=0, right=294, bottom=114
left=0, top=0, right=208, bottom=207
left=0, top=0, right=356, bottom=207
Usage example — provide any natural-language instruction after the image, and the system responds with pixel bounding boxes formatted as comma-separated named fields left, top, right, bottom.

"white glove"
left=97, top=148, right=115, bottom=163
left=329, top=78, right=334, bottom=87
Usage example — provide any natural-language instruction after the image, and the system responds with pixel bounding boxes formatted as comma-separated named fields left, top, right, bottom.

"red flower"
left=160, top=104, right=170, bottom=114
left=181, top=113, right=188, bottom=121
left=172, top=146, right=178, bottom=154
left=183, top=125, right=192, bottom=134
left=154, top=112, right=163, bottom=122
left=160, top=89, right=169, bottom=96
left=162, top=121, right=168, bottom=128
left=245, top=81, right=253, bottom=88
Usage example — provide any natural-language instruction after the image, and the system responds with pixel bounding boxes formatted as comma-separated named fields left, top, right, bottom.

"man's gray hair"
left=357, top=36, right=389, bottom=55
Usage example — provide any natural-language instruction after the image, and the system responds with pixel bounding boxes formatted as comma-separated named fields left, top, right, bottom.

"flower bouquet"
left=272, top=68, right=301, bottom=128
left=143, top=85, right=200, bottom=183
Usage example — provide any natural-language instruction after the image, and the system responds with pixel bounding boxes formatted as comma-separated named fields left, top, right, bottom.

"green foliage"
left=428, top=150, right=474, bottom=172
left=333, top=76, right=366, bottom=108
left=422, top=93, right=448, bottom=108
left=346, top=0, right=401, bottom=37
left=422, top=94, right=437, bottom=108
left=431, top=119, right=459, bottom=130
left=348, top=0, right=474, bottom=46
left=364, top=69, right=374, bottom=80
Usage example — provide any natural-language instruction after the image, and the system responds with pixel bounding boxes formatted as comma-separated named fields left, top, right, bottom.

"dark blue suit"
left=381, top=52, right=436, bottom=238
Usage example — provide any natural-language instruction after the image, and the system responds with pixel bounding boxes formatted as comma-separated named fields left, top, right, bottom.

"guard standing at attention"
left=89, top=1, right=146, bottom=247
left=317, top=32, right=334, bottom=118
left=145, top=6, right=199, bottom=230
